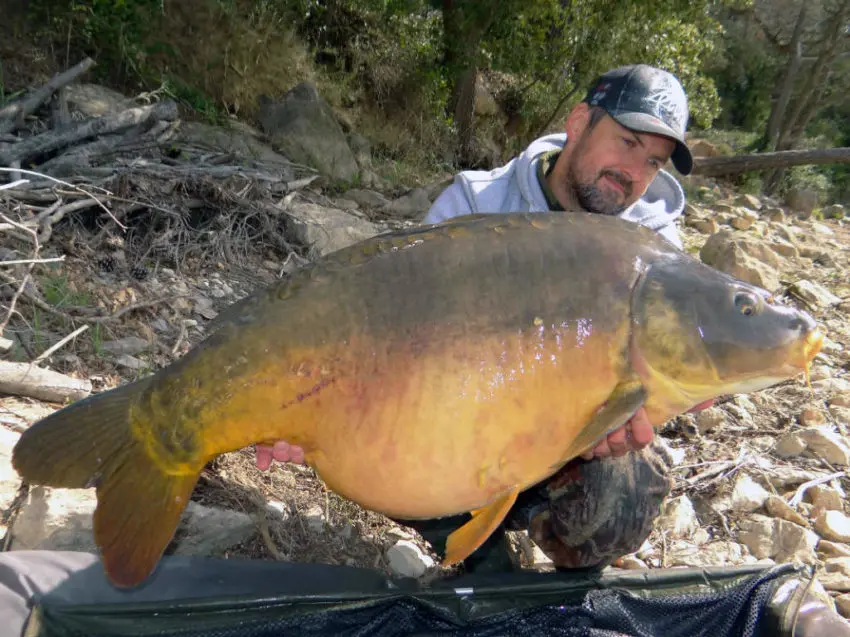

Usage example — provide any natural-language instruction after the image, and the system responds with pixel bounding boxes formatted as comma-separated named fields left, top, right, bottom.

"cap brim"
left=610, top=112, right=693, bottom=175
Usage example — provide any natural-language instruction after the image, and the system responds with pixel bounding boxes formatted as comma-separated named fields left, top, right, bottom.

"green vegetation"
left=3, top=0, right=848, bottom=202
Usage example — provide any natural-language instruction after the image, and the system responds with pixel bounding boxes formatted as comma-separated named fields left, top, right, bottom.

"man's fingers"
left=255, top=444, right=273, bottom=471
left=606, top=426, right=628, bottom=457
left=628, top=409, right=655, bottom=448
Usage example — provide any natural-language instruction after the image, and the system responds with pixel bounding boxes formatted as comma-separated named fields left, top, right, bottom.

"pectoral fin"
left=442, top=488, right=519, bottom=566
left=555, top=380, right=647, bottom=465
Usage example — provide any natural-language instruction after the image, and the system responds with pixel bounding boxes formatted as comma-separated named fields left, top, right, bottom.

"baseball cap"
left=583, top=64, right=693, bottom=175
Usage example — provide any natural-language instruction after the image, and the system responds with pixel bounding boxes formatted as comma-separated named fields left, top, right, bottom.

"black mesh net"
left=27, top=560, right=800, bottom=637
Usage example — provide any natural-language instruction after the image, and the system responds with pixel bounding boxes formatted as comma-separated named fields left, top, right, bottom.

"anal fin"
left=442, top=488, right=519, bottom=566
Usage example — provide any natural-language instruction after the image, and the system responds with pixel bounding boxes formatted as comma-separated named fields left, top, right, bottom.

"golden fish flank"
left=11, top=210, right=823, bottom=589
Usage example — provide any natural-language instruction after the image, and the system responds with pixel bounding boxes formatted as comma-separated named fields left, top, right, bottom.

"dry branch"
left=0, top=100, right=179, bottom=168
left=0, top=58, right=96, bottom=135
left=0, top=361, right=92, bottom=403
left=691, top=147, right=850, bottom=177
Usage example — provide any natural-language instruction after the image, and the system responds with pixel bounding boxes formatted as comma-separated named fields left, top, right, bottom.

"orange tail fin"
left=11, top=376, right=201, bottom=588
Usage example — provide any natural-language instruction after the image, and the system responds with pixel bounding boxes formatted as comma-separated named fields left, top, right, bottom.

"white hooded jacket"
left=422, top=133, right=686, bottom=248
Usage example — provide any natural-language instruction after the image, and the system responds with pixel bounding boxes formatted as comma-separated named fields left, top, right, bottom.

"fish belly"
left=290, top=323, right=624, bottom=520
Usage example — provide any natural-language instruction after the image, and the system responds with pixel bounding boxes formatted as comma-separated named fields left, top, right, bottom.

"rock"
left=667, top=541, right=747, bottom=568
left=768, top=467, right=821, bottom=489
left=831, top=394, right=850, bottom=409
left=101, top=336, right=150, bottom=356
left=769, top=238, right=799, bottom=258
left=819, top=541, right=850, bottom=559
left=789, top=280, right=841, bottom=310
left=343, top=188, right=391, bottom=209
left=819, top=572, right=850, bottom=592
left=736, top=194, right=763, bottom=210
left=811, top=222, right=835, bottom=236
left=737, top=515, right=775, bottom=559
left=836, top=594, right=850, bottom=619
left=170, top=503, right=256, bottom=557
left=738, top=514, right=819, bottom=564
left=807, top=485, right=845, bottom=511
left=9, top=486, right=254, bottom=558
left=257, top=82, right=359, bottom=182
left=730, top=208, right=758, bottom=230
left=826, top=557, right=850, bottom=577
left=65, top=83, right=135, bottom=117
left=686, top=218, right=718, bottom=234
left=798, top=427, right=850, bottom=465
left=114, top=354, right=147, bottom=370
left=658, top=496, right=700, bottom=539
left=731, top=474, right=770, bottom=512
left=815, top=510, right=850, bottom=542
left=0, top=429, right=23, bottom=538
left=386, top=540, right=435, bottom=578
left=800, top=407, right=827, bottom=427
left=699, top=231, right=781, bottom=291
left=763, top=208, right=786, bottom=223
left=765, top=496, right=808, bottom=527
left=285, top=202, right=380, bottom=258
left=303, top=504, right=326, bottom=534
left=615, top=555, right=649, bottom=569
left=384, top=187, right=432, bottom=219
left=823, top=204, right=846, bottom=219
left=695, top=407, right=726, bottom=435
left=775, top=432, right=807, bottom=458
left=785, top=188, right=819, bottom=216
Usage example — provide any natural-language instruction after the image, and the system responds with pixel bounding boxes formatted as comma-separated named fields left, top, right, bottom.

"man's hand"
left=579, top=399, right=715, bottom=461
left=255, top=441, right=305, bottom=470
left=254, top=399, right=716, bottom=470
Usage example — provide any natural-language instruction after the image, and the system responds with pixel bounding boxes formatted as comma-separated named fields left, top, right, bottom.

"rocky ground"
left=0, top=83, right=849, bottom=618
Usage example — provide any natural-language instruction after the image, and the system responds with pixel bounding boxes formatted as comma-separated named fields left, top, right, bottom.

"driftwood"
left=692, top=147, right=850, bottom=177
left=0, top=100, right=179, bottom=167
left=0, top=361, right=92, bottom=403
left=0, top=57, right=96, bottom=135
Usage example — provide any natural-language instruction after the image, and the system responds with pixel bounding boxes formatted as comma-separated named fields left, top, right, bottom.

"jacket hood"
left=515, top=133, right=686, bottom=232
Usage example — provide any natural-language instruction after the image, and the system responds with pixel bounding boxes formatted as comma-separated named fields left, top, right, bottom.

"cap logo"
left=642, top=75, right=688, bottom=133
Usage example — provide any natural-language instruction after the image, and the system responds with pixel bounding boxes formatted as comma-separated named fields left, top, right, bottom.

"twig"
left=0, top=214, right=39, bottom=335
left=787, top=471, right=846, bottom=507
left=0, top=257, right=65, bottom=266
left=0, top=180, right=28, bottom=191
left=32, top=324, right=89, bottom=365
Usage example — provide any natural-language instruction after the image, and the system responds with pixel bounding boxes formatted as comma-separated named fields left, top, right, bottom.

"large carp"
left=12, top=211, right=823, bottom=588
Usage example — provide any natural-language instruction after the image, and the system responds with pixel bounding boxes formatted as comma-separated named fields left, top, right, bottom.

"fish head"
left=629, top=256, right=823, bottom=418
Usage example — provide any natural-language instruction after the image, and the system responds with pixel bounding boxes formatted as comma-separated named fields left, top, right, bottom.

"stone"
left=789, top=280, right=841, bottom=309
left=819, top=541, right=850, bottom=559
left=775, top=432, right=808, bottom=458
left=826, top=557, right=850, bottom=577
left=384, top=187, right=432, bottom=219
left=731, top=474, right=770, bottom=513
left=815, top=510, right=850, bottom=542
left=303, top=504, right=327, bottom=534
left=765, top=496, right=809, bottom=527
left=737, top=514, right=819, bottom=564
left=819, top=572, right=850, bottom=592
left=667, top=541, right=746, bottom=568
left=785, top=188, right=819, bottom=216
left=737, top=515, right=776, bottom=560
left=686, top=218, right=718, bottom=234
left=695, top=407, right=726, bottom=435
left=386, top=540, right=435, bottom=578
left=736, top=194, right=763, bottom=210
left=343, top=188, right=391, bottom=209
left=798, top=427, right=850, bottom=465
left=799, top=407, right=827, bottom=427
left=763, top=208, right=786, bottom=223
left=823, top=204, right=846, bottom=219
left=658, top=496, right=700, bottom=539
left=807, top=485, right=845, bottom=511
left=285, top=202, right=380, bottom=258
left=836, top=594, right=850, bottom=619
left=101, top=336, right=150, bottom=356
left=699, top=231, right=781, bottom=291
left=114, top=354, right=147, bottom=371
left=615, top=555, right=649, bottom=570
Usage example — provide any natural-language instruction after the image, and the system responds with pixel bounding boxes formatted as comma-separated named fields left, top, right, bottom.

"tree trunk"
left=763, top=2, right=808, bottom=153
left=691, top=147, right=850, bottom=178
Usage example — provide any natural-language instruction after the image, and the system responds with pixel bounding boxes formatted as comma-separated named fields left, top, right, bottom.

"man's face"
left=556, top=106, right=676, bottom=216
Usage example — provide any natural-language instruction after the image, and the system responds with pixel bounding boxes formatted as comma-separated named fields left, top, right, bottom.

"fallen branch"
left=0, top=100, right=178, bottom=168
left=692, top=147, right=850, bottom=177
left=787, top=471, right=846, bottom=507
left=0, top=57, right=96, bottom=135
left=0, top=361, right=92, bottom=403
left=32, top=324, right=90, bottom=365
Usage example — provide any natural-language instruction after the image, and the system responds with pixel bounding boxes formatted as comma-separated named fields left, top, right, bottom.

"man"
left=255, top=64, right=711, bottom=571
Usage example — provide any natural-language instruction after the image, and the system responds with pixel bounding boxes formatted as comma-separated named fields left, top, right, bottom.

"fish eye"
left=734, top=291, right=758, bottom=316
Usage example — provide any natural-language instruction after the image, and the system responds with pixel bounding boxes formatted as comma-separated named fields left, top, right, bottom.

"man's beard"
left=569, top=167, right=631, bottom=216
